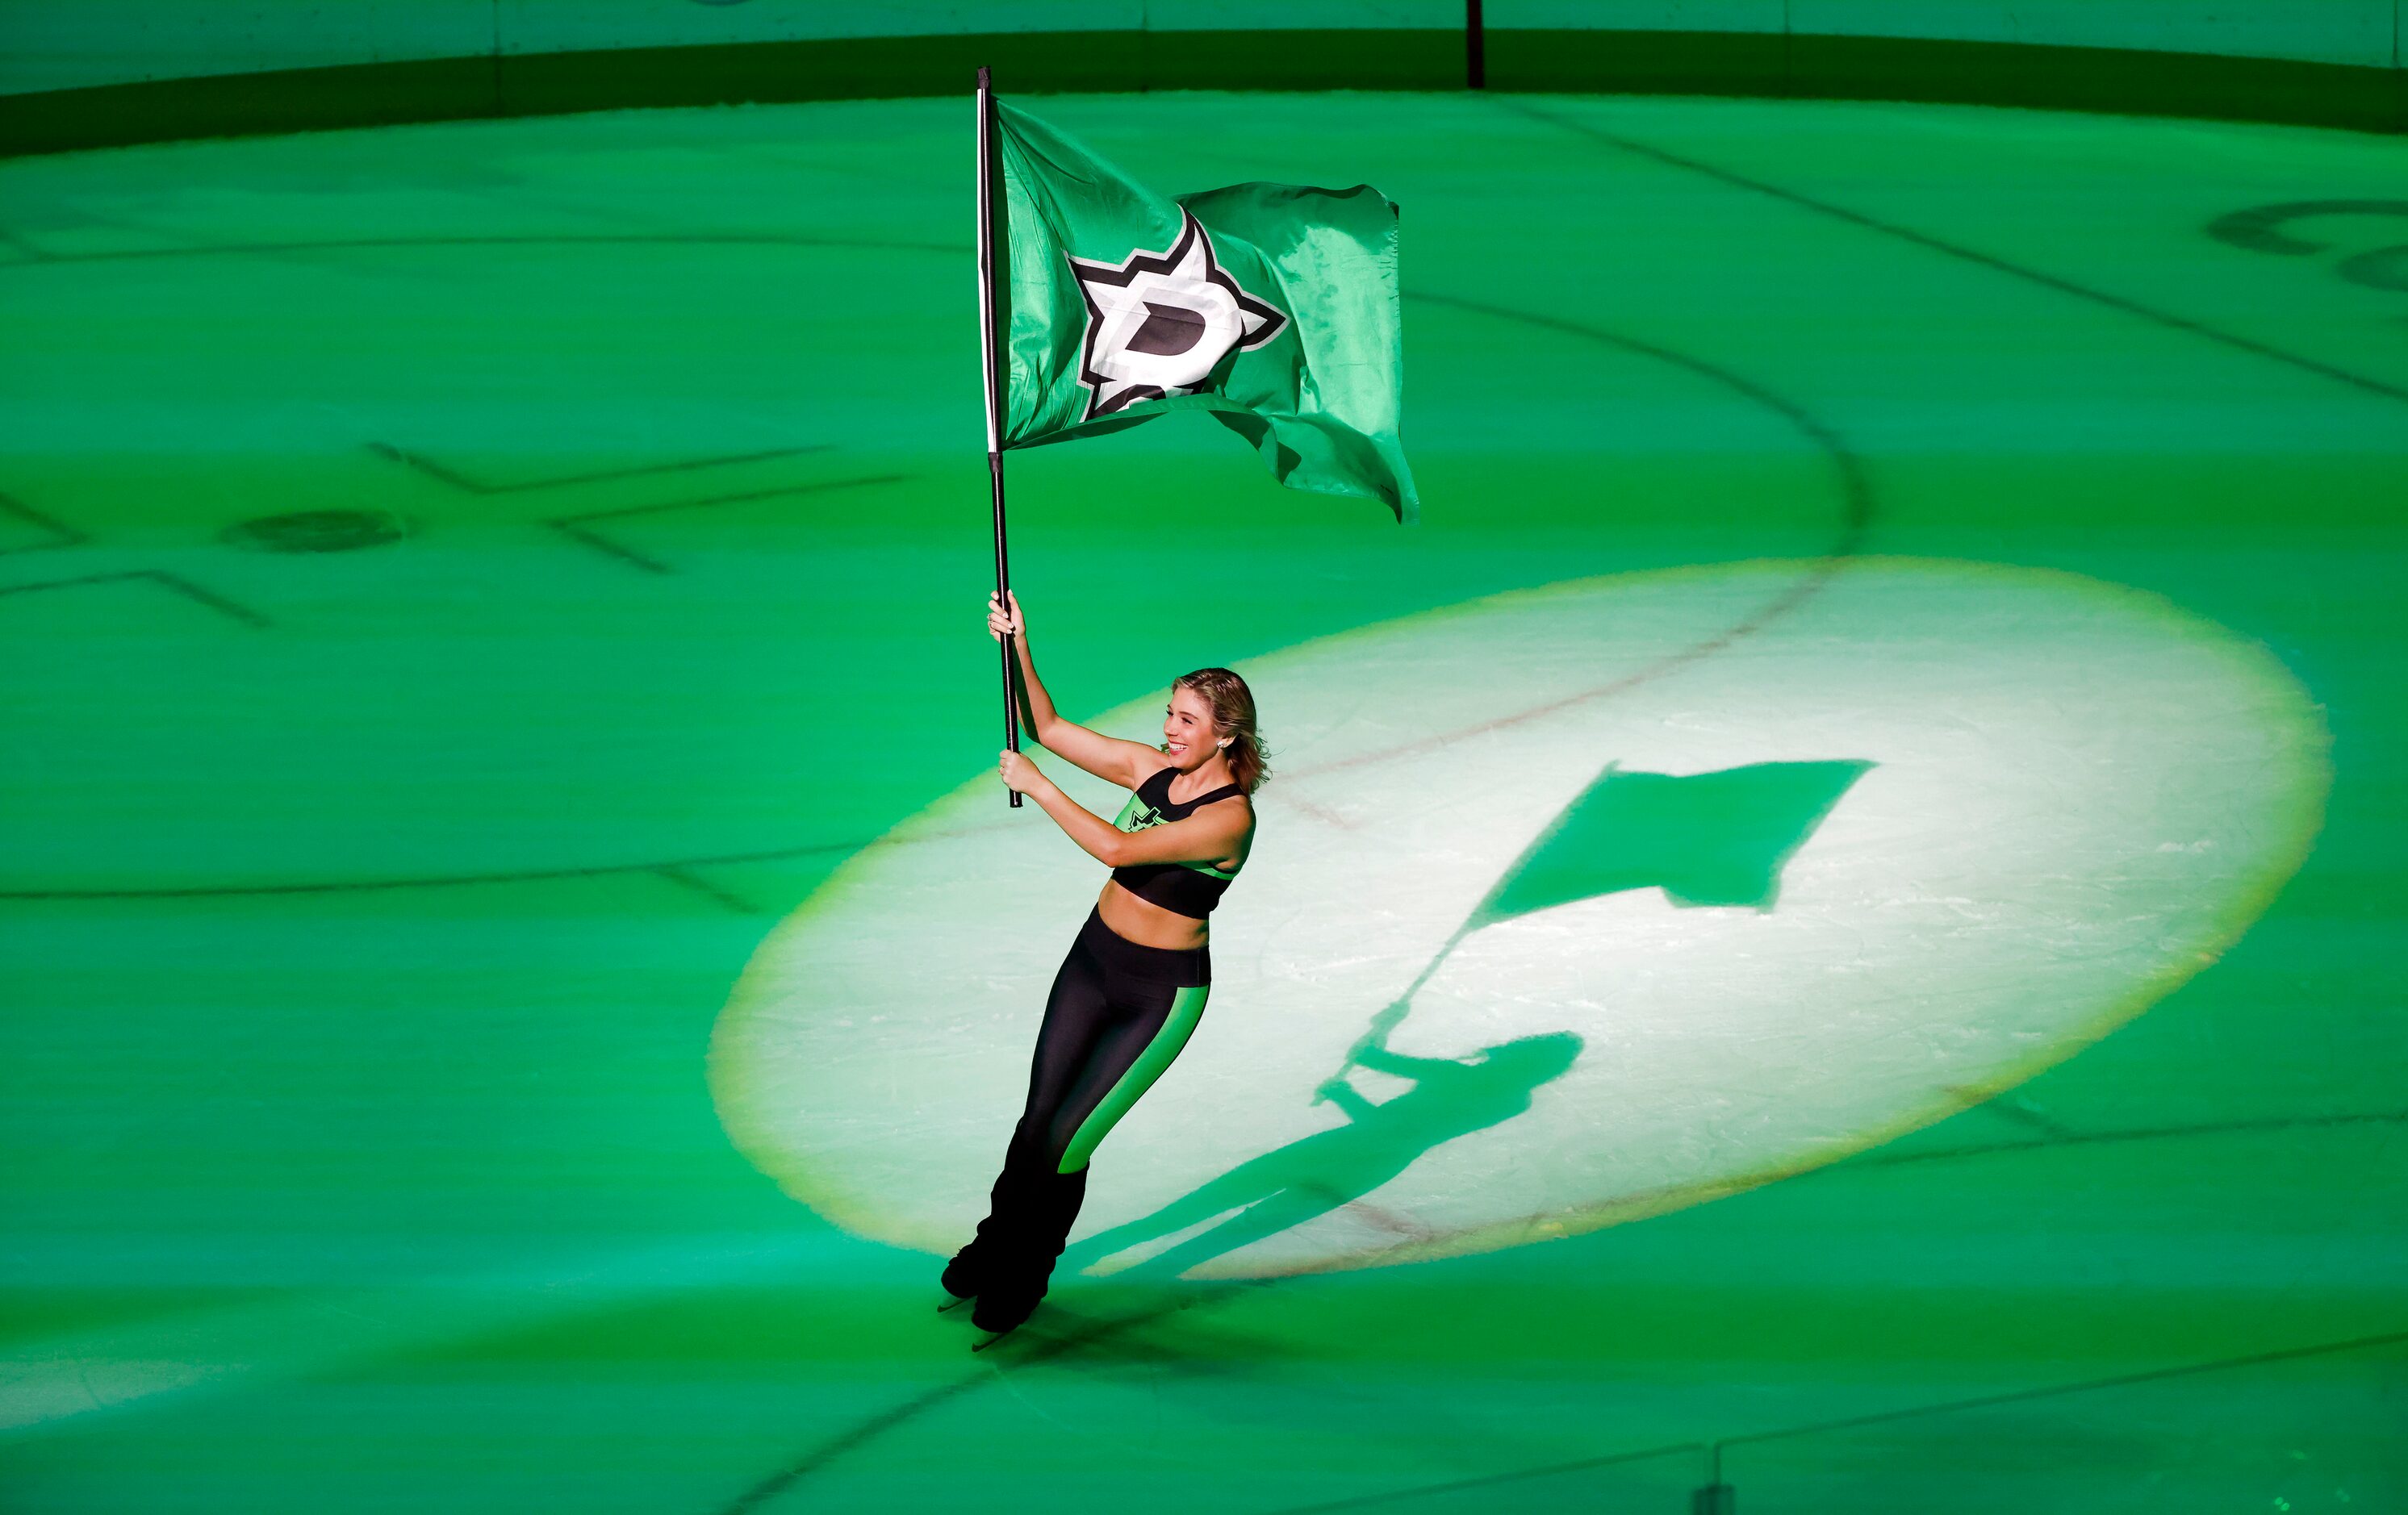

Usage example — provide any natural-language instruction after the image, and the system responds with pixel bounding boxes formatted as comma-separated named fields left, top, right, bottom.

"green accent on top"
left=1112, top=785, right=1240, bottom=879
left=1110, top=791, right=1146, bottom=832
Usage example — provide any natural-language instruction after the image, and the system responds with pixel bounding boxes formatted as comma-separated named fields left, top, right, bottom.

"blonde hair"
left=1171, top=667, right=1270, bottom=795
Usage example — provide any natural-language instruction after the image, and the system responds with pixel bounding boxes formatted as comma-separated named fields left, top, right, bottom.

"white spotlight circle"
left=710, top=559, right=2327, bottom=1279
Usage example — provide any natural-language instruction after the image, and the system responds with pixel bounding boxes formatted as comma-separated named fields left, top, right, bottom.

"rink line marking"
left=0, top=836, right=871, bottom=901
left=544, top=473, right=910, bottom=574
left=653, top=865, right=760, bottom=916
left=0, top=492, right=87, bottom=557
left=1311, top=1109, right=2408, bottom=1291
left=1704, top=1325, right=2408, bottom=1459
left=0, top=232, right=968, bottom=269
left=717, top=1093, right=2408, bottom=1493
left=1503, top=98, right=2408, bottom=408
left=2, top=1108, right=2383, bottom=1446
left=1281, top=291, right=1872, bottom=783
left=1816, top=1104, right=2408, bottom=1175
left=1257, top=1438, right=1712, bottom=1515
left=366, top=440, right=832, bottom=496
left=5, top=294, right=1873, bottom=899
left=1255, top=1329, right=2408, bottom=1514
left=0, top=569, right=267, bottom=627
left=717, top=1282, right=1273, bottom=1515
left=726, top=1107, right=2403, bottom=1501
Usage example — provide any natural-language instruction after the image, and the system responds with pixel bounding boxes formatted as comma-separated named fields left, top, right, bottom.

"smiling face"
left=1161, top=686, right=1229, bottom=772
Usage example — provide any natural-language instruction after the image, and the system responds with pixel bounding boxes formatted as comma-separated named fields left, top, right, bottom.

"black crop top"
left=1108, top=764, right=1245, bottom=920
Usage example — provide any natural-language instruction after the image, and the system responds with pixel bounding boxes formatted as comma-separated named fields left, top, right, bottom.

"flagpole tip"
left=977, top=65, right=991, bottom=90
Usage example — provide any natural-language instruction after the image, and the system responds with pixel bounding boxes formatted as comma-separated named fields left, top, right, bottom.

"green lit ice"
left=4, top=88, right=2403, bottom=1513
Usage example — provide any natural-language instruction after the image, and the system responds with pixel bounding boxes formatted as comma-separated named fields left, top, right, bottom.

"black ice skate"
left=937, top=1240, right=988, bottom=1310
left=939, top=1162, right=1045, bottom=1311
left=966, top=1164, right=1087, bottom=1349
left=968, top=1281, right=1041, bottom=1344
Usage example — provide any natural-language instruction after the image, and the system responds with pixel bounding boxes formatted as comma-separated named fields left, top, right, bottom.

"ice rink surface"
left=3, top=90, right=2404, bottom=1512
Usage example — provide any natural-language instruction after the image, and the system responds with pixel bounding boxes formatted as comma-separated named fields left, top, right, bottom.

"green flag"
left=993, top=100, right=1419, bottom=522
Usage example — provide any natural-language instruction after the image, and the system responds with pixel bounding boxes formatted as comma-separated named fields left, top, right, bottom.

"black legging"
left=956, top=905, right=1211, bottom=1304
left=1006, top=904, right=1211, bottom=1176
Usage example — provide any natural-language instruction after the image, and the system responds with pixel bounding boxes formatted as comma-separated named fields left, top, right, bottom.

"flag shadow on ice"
left=1065, top=1029, right=1585, bottom=1279
left=1068, top=758, right=1875, bottom=1278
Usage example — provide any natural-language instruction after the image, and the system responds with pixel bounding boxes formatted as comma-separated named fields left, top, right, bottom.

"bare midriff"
left=1097, top=878, right=1210, bottom=950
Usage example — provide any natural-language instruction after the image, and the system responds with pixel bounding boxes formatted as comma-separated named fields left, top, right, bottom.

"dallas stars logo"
left=1068, top=210, right=1286, bottom=420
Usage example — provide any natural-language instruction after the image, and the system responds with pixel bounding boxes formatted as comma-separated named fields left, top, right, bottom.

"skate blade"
left=936, top=1294, right=972, bottom=1314
left=970, top=1328, right=1016, bottom=1353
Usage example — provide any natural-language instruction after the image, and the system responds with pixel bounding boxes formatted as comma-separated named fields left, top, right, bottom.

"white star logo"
left=1068, top=211, right=1286, bottom=420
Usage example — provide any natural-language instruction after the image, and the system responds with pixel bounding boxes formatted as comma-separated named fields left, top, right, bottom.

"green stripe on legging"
left=1058, top=983, right=1210, bottom=1175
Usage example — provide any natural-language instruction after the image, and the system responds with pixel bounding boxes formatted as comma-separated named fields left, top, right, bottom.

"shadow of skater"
left=1063, top=1029, right=1583, bottom=1279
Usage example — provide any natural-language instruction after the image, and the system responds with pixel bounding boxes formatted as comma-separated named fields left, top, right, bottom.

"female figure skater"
left=943, top=588, right=1266, bottom=1339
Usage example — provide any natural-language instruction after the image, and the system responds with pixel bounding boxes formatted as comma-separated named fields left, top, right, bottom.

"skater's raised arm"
left=989, top=591, right=1166, bottom=791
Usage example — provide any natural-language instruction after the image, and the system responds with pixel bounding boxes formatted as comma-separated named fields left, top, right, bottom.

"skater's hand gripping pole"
left=989, top=590, right=1047, bottom=732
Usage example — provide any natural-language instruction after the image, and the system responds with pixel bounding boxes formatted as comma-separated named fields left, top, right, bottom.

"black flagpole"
left=976, top=65, right=1023, bottom=808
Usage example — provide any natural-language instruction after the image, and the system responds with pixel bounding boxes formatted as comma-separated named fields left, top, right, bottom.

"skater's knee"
left=1039, top=1116, right=1084, bottom=1172
left=1005, top=1119, right=1078, bottom=1177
